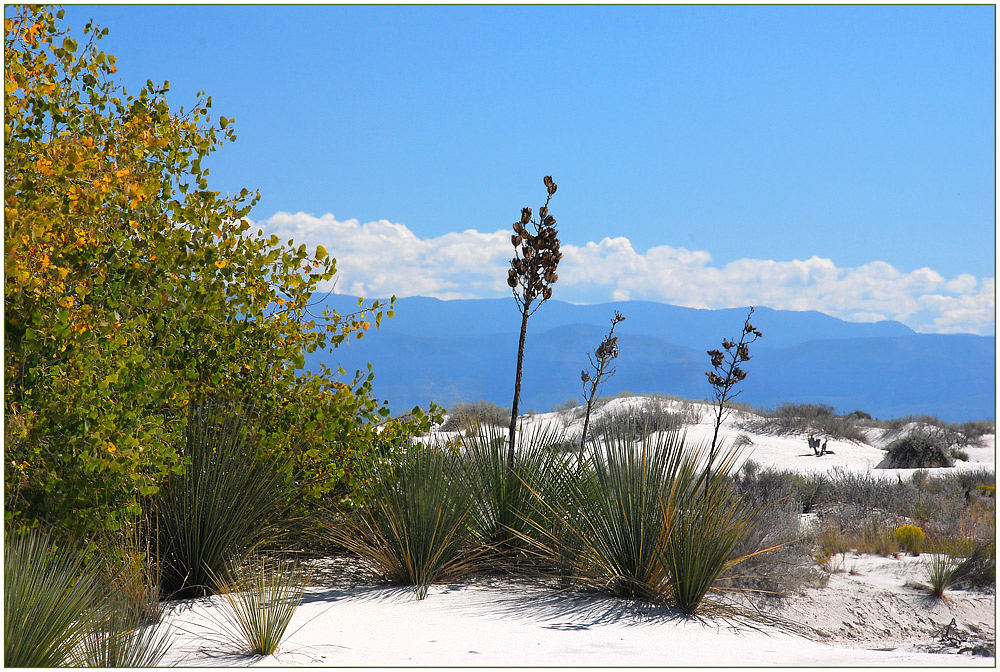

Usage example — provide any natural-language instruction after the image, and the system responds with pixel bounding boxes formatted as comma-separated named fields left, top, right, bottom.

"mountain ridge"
left=305, top=295, right=992, bottom=422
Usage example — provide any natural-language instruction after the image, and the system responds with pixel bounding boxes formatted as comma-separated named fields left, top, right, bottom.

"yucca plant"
left=208, top=557, right=308, bottom=656
left=663, top=455, right=777, bottom=614
left=459, top=422, right=578, bottom=563
left=329, top=444, right=480, bottom=599
left=4, top=530, right=101, bottom=666
left=925, top=553, right=960, bottom=599
left=522, top=428, right=690, bottom=601
left=74, top=607, right=172, bottom=667
left=156, top=399, right=300, bottom=598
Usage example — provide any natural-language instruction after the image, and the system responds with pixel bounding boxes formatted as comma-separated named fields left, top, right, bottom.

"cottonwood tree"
left=4, top=7, right=426, bottom=534
left=579, top=311, right=625, bottom=452
left=505, top=176, right=561, bottom=471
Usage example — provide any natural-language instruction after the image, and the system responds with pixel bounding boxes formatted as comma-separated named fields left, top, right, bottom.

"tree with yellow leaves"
left=4, top=6, right=433, bottom=535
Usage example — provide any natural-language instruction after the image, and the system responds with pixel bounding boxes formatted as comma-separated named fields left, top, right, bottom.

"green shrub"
left=878, top=433, right=953, bottom=469
left=894, top=524, right=925, bottom=556
left=950, top=447, right=970, bottom=462
left=156, top=401, right=300, bottom=598
left=328, top=444, right=479, bottom=599
left=209, top=557, right=308, bottom=656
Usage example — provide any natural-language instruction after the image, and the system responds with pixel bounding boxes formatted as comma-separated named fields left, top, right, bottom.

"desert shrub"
left=734, top=463, right=830, bottom=514
left=876, top=415, right=994, bottom=447
left=588, top=403, right=683, bottom=442
left=741, top=403, right=869, bottom=443
left=156, top=401, right=301, bottom=598
left=950, top=447, right=970, bottom=462
left=440, top=402, right=509, bottom=433
left=955, top=420, right=995, bottom=443
left=208, top=557, right=308, bottom=656
left=846, top=410, right=873, bottom=421
left=894, top=525, right=925, bottom=556
left=877, top=433, right=953, bottom=469
left=328, top=445, right=479, bottom=599
left=458, top=423, right=578, bottom=562
left=552, top=398, right=581, bottom=415
left=826, top=470, right=912, bottom=515
left=724, top=467, right=822, bottom=596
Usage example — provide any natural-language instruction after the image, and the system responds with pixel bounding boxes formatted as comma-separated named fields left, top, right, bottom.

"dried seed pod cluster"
left=705, top=310, right=762, bottom=390
left=507, top=176, right=562, bottom=307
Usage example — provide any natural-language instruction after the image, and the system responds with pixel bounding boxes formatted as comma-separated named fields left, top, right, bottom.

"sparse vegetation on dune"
left=440, top=401, right=510, bottom=433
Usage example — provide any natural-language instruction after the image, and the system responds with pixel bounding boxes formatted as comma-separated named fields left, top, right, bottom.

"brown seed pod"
left=520, top=207, right=532, bottom=224
left=511, top=234, right=521, bottom=246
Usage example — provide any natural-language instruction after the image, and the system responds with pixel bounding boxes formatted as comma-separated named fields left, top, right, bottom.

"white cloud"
left=256, top=211, right=995, bottom=335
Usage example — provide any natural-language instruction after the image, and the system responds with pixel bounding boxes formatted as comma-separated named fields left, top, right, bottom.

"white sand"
left=159, top=573, right=992, bottom=667
left=156, top=397, right=994, bottom=667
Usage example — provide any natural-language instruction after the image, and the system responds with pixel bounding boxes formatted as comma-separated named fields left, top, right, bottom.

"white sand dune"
left=157, top=396, right=994, bottom=667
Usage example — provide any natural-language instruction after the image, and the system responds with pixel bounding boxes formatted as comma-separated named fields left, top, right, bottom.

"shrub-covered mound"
left=876, top=434, right=954, bottom=469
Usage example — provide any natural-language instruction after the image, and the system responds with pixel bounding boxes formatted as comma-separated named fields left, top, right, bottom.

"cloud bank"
left=260, top=212, right=995, bottom=336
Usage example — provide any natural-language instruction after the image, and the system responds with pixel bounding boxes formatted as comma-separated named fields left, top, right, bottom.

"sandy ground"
left=159, top=570, right=993, bottom=667
left=156, top=397, right=994, bottom=667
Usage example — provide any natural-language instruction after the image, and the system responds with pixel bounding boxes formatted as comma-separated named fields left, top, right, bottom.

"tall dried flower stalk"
left=704, top=307, right=762, bottom=485
left=505, top=175, right=562, bottom=471
left=579, top=311, right=625, bottom=452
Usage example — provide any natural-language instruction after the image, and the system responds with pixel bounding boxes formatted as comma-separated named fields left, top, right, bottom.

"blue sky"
left=57, top=5, right=995, bottom=334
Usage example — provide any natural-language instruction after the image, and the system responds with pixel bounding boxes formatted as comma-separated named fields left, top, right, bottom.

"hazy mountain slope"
left=306, top=296, right=993, bottom=422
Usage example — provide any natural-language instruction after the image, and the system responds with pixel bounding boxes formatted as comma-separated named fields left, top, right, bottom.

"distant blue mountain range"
left=304, top=296, right=995, bottom=423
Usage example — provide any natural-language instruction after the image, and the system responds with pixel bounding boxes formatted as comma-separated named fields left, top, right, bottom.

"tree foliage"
left=4, top=6, right=433, bottom=536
